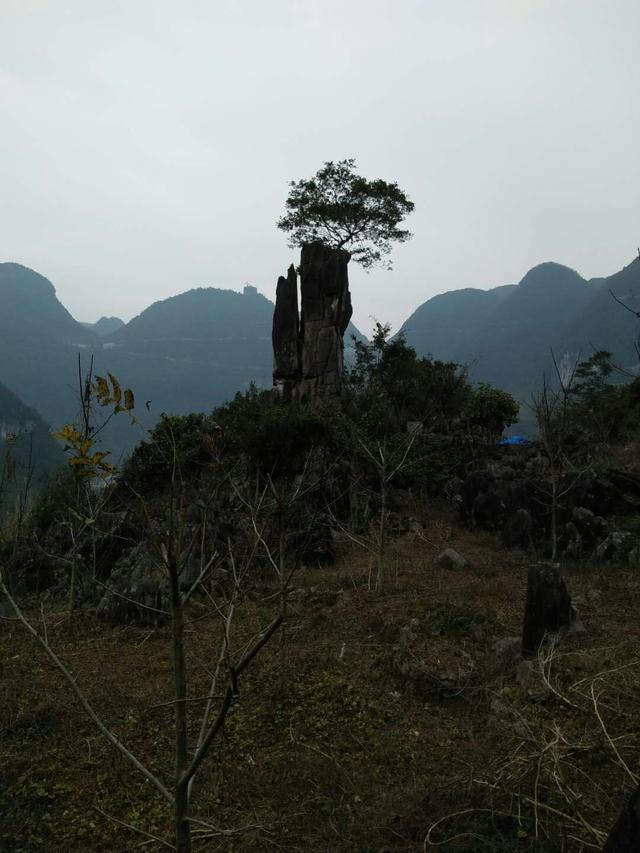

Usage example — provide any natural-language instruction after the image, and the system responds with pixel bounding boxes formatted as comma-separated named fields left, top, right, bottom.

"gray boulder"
left=594, top=531, right=634, bottom=562
left=436, top=548, right=468, bottom=570
left=96, top=542, right=167, bottom=627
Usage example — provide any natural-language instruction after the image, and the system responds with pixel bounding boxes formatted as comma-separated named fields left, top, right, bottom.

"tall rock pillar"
left=272, top=264, right=300, bottom=397
left=272, top=242, right=352, bottom=400
left=298, top=242, right=352, bottom=398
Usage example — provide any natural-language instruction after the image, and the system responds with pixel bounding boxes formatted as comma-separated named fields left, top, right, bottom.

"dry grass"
left=1, top=510, right=639, bottom=851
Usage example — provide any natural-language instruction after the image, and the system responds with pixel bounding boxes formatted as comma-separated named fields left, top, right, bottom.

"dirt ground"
left=1, top=513, right=638, bottom=851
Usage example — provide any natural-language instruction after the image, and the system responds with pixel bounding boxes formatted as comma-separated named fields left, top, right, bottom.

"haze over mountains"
left=81, top=316, right=125, bottom=337
left=398, top=256, right=640, bottom=406
left=0, top=378, right=62, bottom=505
left=0, top=255, right=638, bottom=482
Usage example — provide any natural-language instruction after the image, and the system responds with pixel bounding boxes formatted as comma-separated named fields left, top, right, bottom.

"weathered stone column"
left=298, top=241, right=352, bottom=399
left=272, top=242, right=353, bottom=401
left=272, top=264, right=300, bottom=397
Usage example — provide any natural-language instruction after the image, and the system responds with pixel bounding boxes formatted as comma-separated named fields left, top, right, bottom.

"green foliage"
left=277, top=159, right=414, bottom=269
left=214, top=384, right=337, bottom=479
left=465, top=382, right=519, bottom=438
left=119, top=412, right=219, bottom=494
left=566, top=350, right=640, bottom=442
left=53, top=371, right=135, bottom=480
left=348, top=326, right=470, bottom=434
left=120, top=385, right=339, bottom=493
left=30, top=467, right=79, bottom=532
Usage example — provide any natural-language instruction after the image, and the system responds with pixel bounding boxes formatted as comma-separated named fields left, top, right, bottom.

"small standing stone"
left=521, top=563, right=575, bottom=659
left=602, top=783, right=640, bottom=853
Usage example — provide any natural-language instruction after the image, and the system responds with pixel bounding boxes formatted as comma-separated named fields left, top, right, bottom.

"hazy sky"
left=1, top=0, right=638, bottom=334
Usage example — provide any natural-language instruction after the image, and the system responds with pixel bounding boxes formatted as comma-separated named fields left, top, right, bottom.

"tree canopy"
left=277, top=159, right=414, bottom=269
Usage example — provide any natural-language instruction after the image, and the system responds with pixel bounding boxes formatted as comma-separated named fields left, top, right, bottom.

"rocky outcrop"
left=272, top=264, right=300, bottom=390
left=298, top=242, right=353, bottom=398
left=457, top=449, right=640, bottom=561
left=272, top=242, right=353, bottom=400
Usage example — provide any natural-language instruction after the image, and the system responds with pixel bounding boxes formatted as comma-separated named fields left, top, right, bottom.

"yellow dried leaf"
left=108, top=373, right=122, bottom=404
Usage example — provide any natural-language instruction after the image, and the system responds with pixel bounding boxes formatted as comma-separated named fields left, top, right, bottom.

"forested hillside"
left=399, top=256, right=640, bottom=410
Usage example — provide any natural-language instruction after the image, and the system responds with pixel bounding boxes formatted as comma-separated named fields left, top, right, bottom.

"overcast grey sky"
left=1, top=0, right=638, bottom=334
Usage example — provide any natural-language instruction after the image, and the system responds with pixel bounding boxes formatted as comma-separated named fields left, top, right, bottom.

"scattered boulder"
left=594, top=531, right=634, bottom=562
left=572, top=506, right=594, bottom=524
left=493, top=636, right=521, bottom=667
left=436, top=548, right=468, bottom=571
left=443, top=476, right=464, bottom=501
left=489, top=464, right=515, bottom=482
left=561, top=521, right=582, bottom=558
left=96, top=542, right=168, bottom=627
left=502, top=508, right=534, bottom=551
left=459, top=455, right=638, bottom=562
left=470, top=491, right=504, bottom=531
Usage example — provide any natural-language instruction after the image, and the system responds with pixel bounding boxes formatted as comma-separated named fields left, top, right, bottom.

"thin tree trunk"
left=377, top=465, right=387, bottom=592
left=174, top=782, right=191, bottom=853
left=68, top=527, right=78, bottom=623
left=170, top=567, right=191, bottom=852
left=279, top=522, right=287, bottom=654
left=550, top=476, right=558, bottom=561
left=68, top=480, right=83, bottom=623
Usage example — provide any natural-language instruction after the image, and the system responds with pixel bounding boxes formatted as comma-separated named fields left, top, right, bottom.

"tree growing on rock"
left=277, top=158, right=414, bottom=269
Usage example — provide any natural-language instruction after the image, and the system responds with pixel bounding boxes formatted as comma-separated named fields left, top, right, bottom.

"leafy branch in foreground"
left=49, top=360, right=137, bottom=621
left=53, top=364, right=135, bottom=480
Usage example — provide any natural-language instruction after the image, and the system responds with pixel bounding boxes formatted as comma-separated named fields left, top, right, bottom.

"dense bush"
left=465, top=383, right=520, bottom=439
left=347, top=325, right=473, bottom=435
left=567, top=350, right=640, bottom=443
left=212, top=384, right=340, bottom=479
left=117, top=329, right=520, bottom=510
left=118, top=412, right=220, bottom=494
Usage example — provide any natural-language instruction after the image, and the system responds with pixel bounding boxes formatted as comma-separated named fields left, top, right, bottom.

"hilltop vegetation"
left=1, top=254, right=638, bottom=467
left=399, top=256, right=640, bottom=415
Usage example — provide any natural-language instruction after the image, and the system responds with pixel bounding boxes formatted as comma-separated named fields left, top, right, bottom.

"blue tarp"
left=498, top=435, right=532, bottom=446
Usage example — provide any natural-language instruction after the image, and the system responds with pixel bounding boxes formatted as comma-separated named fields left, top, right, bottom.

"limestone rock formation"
left=272, top=264, right=300, bottom=390
left=272, top=242, right=353, bottom=400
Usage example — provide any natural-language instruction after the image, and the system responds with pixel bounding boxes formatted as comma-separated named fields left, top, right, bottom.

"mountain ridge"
left=1, top=255, right=638, bottom=458
left=398, top=257, right=640, bottom=408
